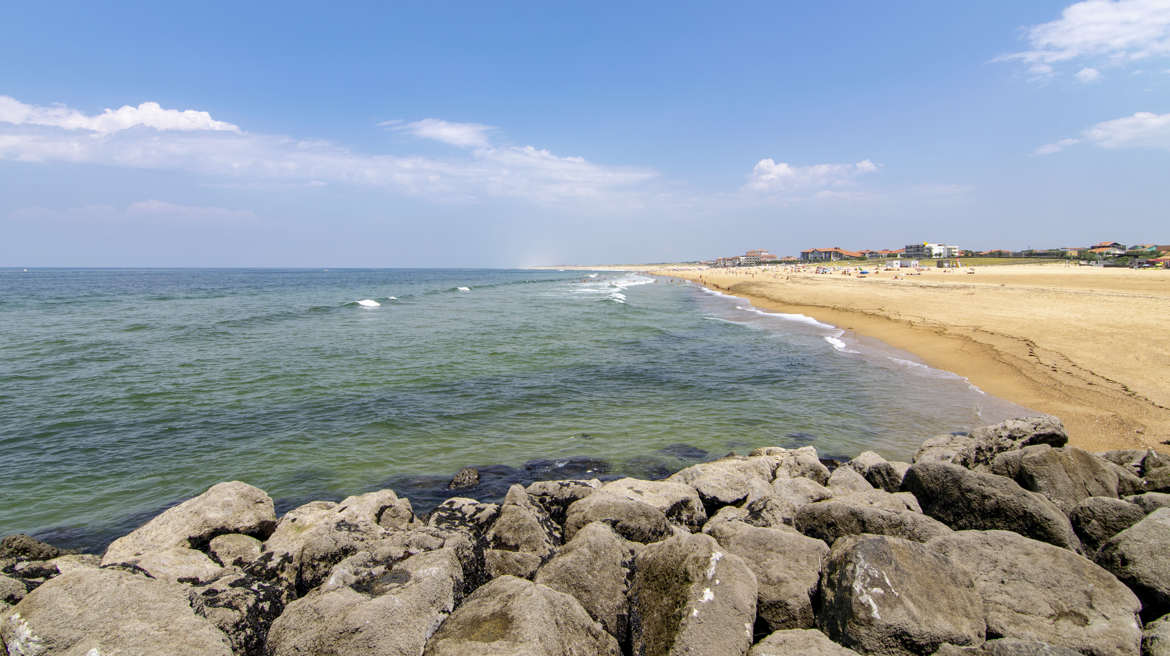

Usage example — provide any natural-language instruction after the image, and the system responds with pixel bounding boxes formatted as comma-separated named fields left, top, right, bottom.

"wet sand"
left=651, top=263, right=1170, bottom=452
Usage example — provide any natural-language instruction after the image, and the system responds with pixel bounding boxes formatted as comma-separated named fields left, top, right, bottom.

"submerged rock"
left=0, top=535, right=62, bottom=563
left=448, top=466, right=480, bottom=490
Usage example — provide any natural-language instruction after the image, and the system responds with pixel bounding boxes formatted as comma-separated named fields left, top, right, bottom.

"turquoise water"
left=0, top=268, right=1029, bottom=551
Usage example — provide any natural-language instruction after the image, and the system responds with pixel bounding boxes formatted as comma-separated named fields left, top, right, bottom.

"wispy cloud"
left=1035, top=110, right=1170, bottom=153
left=1075, top=66, right=1103, bottom=82
left=0, top=96, right=239, bottom=134
left=0, top=95, right=656, bottom=204
left=745, top=158, right=879, bottom=195
left=382, top=118, right=495, bottom=148
left=998, top=0, right=1170, bottom=78
left=11, top=200, right=256, bottom=225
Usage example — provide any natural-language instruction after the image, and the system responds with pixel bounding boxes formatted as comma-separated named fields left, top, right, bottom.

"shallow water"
left=0, top=268, right=1030, bottom=551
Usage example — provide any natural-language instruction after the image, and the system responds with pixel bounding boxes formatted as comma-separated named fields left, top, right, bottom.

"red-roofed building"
left=800, top=247, right=863, bottom=262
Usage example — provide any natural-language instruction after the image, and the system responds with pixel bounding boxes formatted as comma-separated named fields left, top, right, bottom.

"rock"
left=990, top=445, right=1130, bottom=513
left=932, top=639, right=1082, bottom=656
left=426, top=497, right=500, bottom=536
left=929, top=530, right=1141, bottom=656
left=448, top=466, right=480, bottom=489
left=817, top=534, right=984, bottom=656
left=0, top=567, right=232, bottom=655
left=705, top=520, right=828, bottom=632
left=535, top=521, right=636, bottom=643
left=338, top=488, right=416, bottom=530
left=1068, top=497, right=1146, bottom=554
left=208, top=533, right=263, bottom=567
left=842, top=488, right=923, bottom=513
left=601, top=477, right=708, bottom=530
left=1125, top=492, right=1170, bottom=514
left=1147, top=466, right=1170, bottom=493
left=525, top=479, right=601, bottom=527
left=668, top=456, right=777, bottom=511
left=1101, top=449, right=1170, bottom=478
left=735, top=478, right=836, bottom=529
left=794, top=499, right=952, bottom=545
left=753, top=446, right=832, bottom=485
left=132, top=546, right=224, bottom=583
left=6, top=554, right=100, bottom=589
left=1144, top=615, right=1170, bottom=656
left=564, top=491, right=673, bottom=544
left=629, top=532, right=757, bottom=656
left=915, top=433, right=977, bottom=466
left=915, top=417, right=1067, bottom=469
left=829, top=465, right=874, bottom=494
left=0, top=576, right=24, bottom=606
left=0, top=535, right=61, bottom=563
left=850, top=451, right=905, bottom=493
left=267, top=548, right=463, bottom=656
left=189, top=568, right=284, bottom=656
left=422, top=575, right=620, bottom=656
left=902, top=462, right=1080, bottom=551
left=484, top=549, right=543, bottom=580
left=1095, top=508, right=1170, bottom=621
left=749, top=628, right=862, bottom=656
left=484, top=485, right=559, bottom=579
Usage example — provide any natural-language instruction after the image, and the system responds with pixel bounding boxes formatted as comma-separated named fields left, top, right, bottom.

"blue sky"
left=2, top=1, right=1169, bottom=266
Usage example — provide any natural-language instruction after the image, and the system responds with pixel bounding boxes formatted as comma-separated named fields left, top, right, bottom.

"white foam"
left=824, top=335, right=848, bottom=351
left=587, top=273, right=599, bottom=278
left=734, top=305, right=836, bottom=330
left=387, top=296, right=398, bottom=301
left=357, top=299, right=380, bottom=308
left=456, top=286, right=470, bottom=292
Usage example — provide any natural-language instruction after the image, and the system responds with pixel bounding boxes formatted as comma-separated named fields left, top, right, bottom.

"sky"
left=2, top=1, right=1169, bottom=266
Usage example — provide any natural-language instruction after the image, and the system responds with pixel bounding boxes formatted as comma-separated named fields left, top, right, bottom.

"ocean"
left=0, top=268, right=1030, bottom=551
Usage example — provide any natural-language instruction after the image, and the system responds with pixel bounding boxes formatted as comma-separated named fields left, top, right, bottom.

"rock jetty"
left=3, top=415, right=1170, bottom=656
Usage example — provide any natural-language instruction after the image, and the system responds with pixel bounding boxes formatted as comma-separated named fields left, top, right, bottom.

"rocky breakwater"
left=4, top=415, right=1170, bottom=656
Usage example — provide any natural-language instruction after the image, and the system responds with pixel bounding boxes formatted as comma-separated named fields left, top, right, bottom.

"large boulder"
left=1144, top=615, right=1170, bottom=656
left=426, top=497, right=499, bottom=537
left=731, top=478, right=835, bottom=530
left=932, top=639, right=1081, bottom=656
left=484, top=485, right=560, bottom=579
left=535, top=521, right=636, bottom=643
left=131, top=545, right=224, bottom=583
left=630, top=532, right=758, bottom=656
left=1124, top=492, right=1170, bottom=514
left=1100, top=449, right=1170, bottom=478
left=0, top=576, right=25, bottom=607
left=602, top=478, right=707, bottom=530
left=526, top=479, right=600, bottom=528
left=103, top=481, right=276, bottom=565
left=208, top=533, right=263, bottom=567
left=794, top=499, right=952, bottom=545
left=668, top=456, right=777, bottom=511
left=422, top=575, right=620, bottom=656
left=749, top=628, right=862, bottom=656
left=1068, top=497, right=1146, bottom=554
left=0, top=535, right=61, bottom=563
left=266, top=548, right=463, bottom=656
left=189, top=568, right=284, bottom=656
left=0, top=567, right=232, bottom=655
left=902, top=462, right=1080, bottom=551
left=850, top=451, right=905, bottom=493
left=1095, top=508, right=1170, bottom=621
left=915, top=417, right=1067, bottom=469
left=829, top=466, right=875, bottom=494
left=705, top=520, right=828, bottom=632
left=817, top=534, right=984, bottom=656
left=928, top=530, right=1141, bottom=656
left=563, top=491, right=673, bottom=544
left=990, top=446, right=1134, bottom=513
left=752, top=446, right=832, bottom=485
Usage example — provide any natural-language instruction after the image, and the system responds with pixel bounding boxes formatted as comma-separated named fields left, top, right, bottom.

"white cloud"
left=746, top=158, right=879, bottom=194
left=126, top=200, right=256, bottom=221
left=0, top=95, right=655, bottom=204
left=0, top=96, right=239, bottom=134
left=1076, top=66, right=1103, bottom=81
left=1034, top=137, right=1082, bottom=155
left=1000, top=0, right=1170, bottom=77
left=11, top=200, right=255, bottom=225
left=383, top=118, right=494, bottom=148
left=1035, top=110, right=1170, bottom=153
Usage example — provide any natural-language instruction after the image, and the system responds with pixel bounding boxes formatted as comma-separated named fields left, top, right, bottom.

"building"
left=1088, top=246, right=1125, bottom=257
left=1092, top=241, right=1126, bottom=250
left=904, top=242, right=960, bottom=259
left=800, top=247, right=863, bottom=262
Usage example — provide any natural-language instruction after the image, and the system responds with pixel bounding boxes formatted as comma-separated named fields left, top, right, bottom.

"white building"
left=904, top=242, right=960, bottom=259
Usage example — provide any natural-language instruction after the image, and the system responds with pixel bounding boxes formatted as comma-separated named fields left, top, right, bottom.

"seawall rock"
left=563, top=491, right=674, bottom=544
left=1095, top=508, right=1170, bottom=621
left=535, top=520, right=636, bottom=643
left=794, top=498, right=953, bottom=544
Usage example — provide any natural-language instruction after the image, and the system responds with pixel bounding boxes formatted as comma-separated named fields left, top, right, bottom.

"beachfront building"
left=904, top=242, right=961, bottom=259
left=861, top=248, right=904, bottom=259
left=1088, top=246, right=1125, bottom=257
left=800, top=247, right=863, bottom=262
left=1092, top=241, right=1126, bottom=251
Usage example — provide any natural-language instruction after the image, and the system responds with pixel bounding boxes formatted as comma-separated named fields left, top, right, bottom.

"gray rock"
left=5, top=554, right=100, bottom=590
left=735, top=478, right=836, bottom=529
left=668, top=456, right=777, bottom=509
left=426, top=497, right=500, bottom=536
left=484, top=549, right=543, bottom=580
left=208, top=532, right=262, bottom=567
left=0, top=567, right=232, bottom=655
left=1144, top=615, right=1170, bottom=656
left=484, top=485, right=559, bottom=579
left=1068, top=497, right=1146, bottom=554
left=1101, top=449, right=1170, bottom=478
left=840, top=488, right=923, bottom=513
left=535, top=521, right=636, bottom=643
left=526, top=479, right=601, bottom=527
left=1096, top=508, right=1170, bottom=621
left=902, top=462, right=1080, bottom=551
left=705, top=520, right=828, bottom=632
left=829, top=466, right=874, bottom=494
left=817, top=534, right=984, bottom=656
left=915, top=433, right=978, bottom=466
left=915, top=417, right=1067, bottom=469
left=103, top=481, right=276, bottom=565
left=753, top=446, right=832, bottom=485
left=448, top=466, right=479, bottom=489
left=794, top=499, right=953, bottom=544
left=564, top=491, right=673, bottom=544
left=630, top=532, right=757, bottom=656
left=990, top=445, right=1131, bottom=513
left=132, top=545, right=224, bottom=583
left=0, top=535, right=61, bottom=563
left=850, top=451, right=905, bottom=493
left=928, top=530, right=1141, bottom=656
left=266, top=548, right=463, bottom=656
left=932, top=639, right=1082, bottom=656
left=1125, top=492, right=1170, bottom=514
left=189, top=568, right=284, bottom=656
left=0, top=576, right=24, bottom=606
left=602, top=478, right=708, bottom=530
left=422, top=575, right=620, bottom=656
left=749, top=628, right=862, bottom=656
left=1146, top=466, right=1170, bottom=493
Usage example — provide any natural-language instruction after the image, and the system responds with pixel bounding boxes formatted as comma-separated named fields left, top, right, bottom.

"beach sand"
left=651, top=262, right=1170, bottom=452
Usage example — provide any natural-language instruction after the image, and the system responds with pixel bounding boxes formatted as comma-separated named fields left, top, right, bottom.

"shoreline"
left=651, top=264, right=1170, bottom=453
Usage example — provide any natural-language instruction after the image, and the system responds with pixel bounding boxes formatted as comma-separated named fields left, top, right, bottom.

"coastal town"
left=707, top=241, right=1170, bottom=268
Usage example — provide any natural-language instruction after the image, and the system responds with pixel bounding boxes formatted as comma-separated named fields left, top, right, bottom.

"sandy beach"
left=650, top=262, right=1170, bottom=452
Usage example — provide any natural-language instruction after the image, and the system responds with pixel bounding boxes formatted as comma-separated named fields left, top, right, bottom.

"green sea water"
left=0, top=268, right=1030, bottom=551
